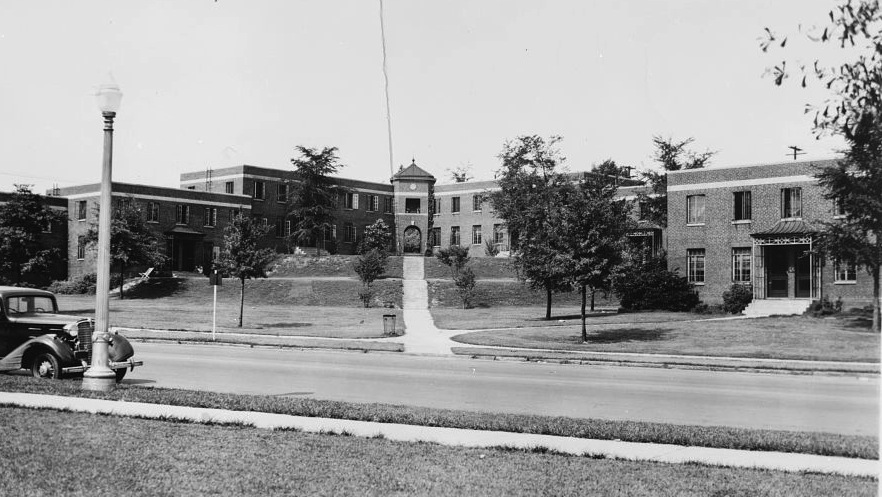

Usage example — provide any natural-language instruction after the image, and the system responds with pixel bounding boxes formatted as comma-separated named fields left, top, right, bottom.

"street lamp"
left=82, top=79, right=122, bottom=392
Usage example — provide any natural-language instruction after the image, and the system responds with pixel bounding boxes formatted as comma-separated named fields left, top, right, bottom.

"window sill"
left=834, top=280, right=857, bottom=285
left=833, top=215, right=846, bottom=220
left=147, top=221, right=159, bottom=224
left=686, top=223, right=705, bottom=227
left=780, top=217, right=802, bottom=221
left=253, top=198, right=264, bottom=202
left=690, top=282, right=705, bottom=286
left=731, top=220, right=751, bottom=225
left=203, top=225, right=215, bottom=229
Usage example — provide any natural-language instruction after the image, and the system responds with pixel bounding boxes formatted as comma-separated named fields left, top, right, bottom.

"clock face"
left=409, top=183, right=417, bottom=190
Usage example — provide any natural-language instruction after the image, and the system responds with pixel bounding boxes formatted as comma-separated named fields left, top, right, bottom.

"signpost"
left=209, top=270, right=222, bottom=340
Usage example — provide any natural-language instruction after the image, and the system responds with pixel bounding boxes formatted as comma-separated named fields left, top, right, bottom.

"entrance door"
left=403, top=226, right=422, bottom=254
left=765, top=246, right=789, bottom=298
left=795, top=247, right=811, bottom=298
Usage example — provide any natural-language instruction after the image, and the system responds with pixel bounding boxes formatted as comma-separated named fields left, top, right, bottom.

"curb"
left=1, top=392, right=877, bottom=478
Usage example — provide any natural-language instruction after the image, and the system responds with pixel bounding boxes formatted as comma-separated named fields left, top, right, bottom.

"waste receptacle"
left=383, top=314, right=397, bottom=336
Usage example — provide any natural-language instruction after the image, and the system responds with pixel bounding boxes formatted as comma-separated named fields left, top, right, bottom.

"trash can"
left=383, top=314, right=397, bottom=336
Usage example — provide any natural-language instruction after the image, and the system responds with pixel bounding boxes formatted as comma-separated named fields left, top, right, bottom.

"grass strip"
left=2, top=407, right=874, bottom=497
left=0, top=375, right=875, bottom=460
left=123, top=332, right=404, bottom=352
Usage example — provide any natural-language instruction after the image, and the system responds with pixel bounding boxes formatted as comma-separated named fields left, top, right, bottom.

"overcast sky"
left=0, top=1, right=847, bottom=193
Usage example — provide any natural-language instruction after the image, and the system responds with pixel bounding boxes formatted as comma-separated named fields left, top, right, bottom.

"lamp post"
left=82, top=79, right=123, bottom=392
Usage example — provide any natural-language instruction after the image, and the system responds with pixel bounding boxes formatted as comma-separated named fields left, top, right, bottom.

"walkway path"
left=1, top=392, right=874, bottom=477
left=400, top=257, right=458, bottom=355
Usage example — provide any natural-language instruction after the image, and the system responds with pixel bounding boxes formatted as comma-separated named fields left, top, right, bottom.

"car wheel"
left=31, top=353, right=61, bottom=380
left=115, top=368, right=127, bottom=383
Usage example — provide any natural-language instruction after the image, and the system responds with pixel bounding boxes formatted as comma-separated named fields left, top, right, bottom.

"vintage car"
left=0, top=286, right=142, bottom=381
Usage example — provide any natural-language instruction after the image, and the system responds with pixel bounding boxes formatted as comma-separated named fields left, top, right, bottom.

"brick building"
left=667, top=159, right=874, bottom=309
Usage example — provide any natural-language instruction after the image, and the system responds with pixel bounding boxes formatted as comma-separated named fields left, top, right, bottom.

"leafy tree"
left=638, top=136, right=716, bottom=227
left=288, top=146, right=344, bottom=255
left=216, top=214, right=276, bottom=327
left=0, top=185, right=64, bottom=286
left=612, top=252, right=699, bottom=312
left=561, top=175, right=634, bottom=341
left=447, top=163, right=473, bottom=183
left=354, top=248, right=387, bottom=307
left=358, top=219, right=393, bottom=255
left=489, top=135, right=573, bottom=319
left=762, top=0, right=881, bottom=330
left=436, top=245, right=476, bottom=309
left=82, top=199, right=167, bottom=299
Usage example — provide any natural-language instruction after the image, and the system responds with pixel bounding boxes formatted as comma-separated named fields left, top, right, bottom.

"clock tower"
left=391, top=159, right=436, bottom=254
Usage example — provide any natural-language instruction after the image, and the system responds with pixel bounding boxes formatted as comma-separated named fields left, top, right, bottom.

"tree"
left=216, top=214, right=276, bottom=327
left=358, top=218, right=393, bottom=254
left=288, top=146, right=344, bottom=255
left=82, top=199, right=167, bottom=299
left=447, top=163, right=473, bottom=183
left=354, top=248, right=387, bottom=307
left=0, top=185, right=63, bottom=286
left=436, top=245, right=476, bottom=309
left=762, top=0, right=881, bottom=331
left=489, top=135, right=573, bottom=319
left=562, top=175, right=634, bottom=341
left=638, top=136, right=716, bottom=227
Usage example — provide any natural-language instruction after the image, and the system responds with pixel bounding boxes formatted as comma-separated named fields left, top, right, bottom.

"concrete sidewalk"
left=400, top=257, right=459, bottom=355
left=0, top=391, right=876, bottom=478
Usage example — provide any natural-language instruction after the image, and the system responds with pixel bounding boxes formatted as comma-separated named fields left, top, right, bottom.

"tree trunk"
left=873, top=265, right=880, bottom=333
left=590, top=288, right=595, bottom=312
left=238, top=278, right=245, bottom=327
left=580, top=284, right=587, bottom=342
left=545, top=287, right=552, bottom=320
left=119, top=262, right=126, bottom=299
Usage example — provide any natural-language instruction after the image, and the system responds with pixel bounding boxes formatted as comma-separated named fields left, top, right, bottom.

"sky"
left=0, top=1, right=849, bottom=194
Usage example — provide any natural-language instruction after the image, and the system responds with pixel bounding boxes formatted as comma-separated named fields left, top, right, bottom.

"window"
left=451, top=197, right=460, bottom=213
left=76, top=236, right=86, bottom=260
left=147, top=202, right=160, bottom=223
left=228, top=209, right=240, bottom=223
left=732, top=248, right=751, bottom=283
left=261, top=217, right=268, bottom=228
left=834, top=197, right=847, bottom=218
left=175, top=205, right=190, bottom=225
left=383, top=197, right=394, bottom=214
left=203, top=207, right=217, bottom=227
left=367, top=195, right=379, bottom=212
left=733, top=191, right=752, bottom=221
left=277, top=184, right=288, bottom=203
left=687, top=249, right=705, bottom=284
left=343, top=192, right=358, bottom=209
left=450, top=226, right=460, bottom=246
left=637, top=201, right=649, bottom=221
left=285, top=220, right=292, bottom=238
left=472, top=225, right=482, bottom=245
left=325, top=225, right=337, bottom=241
left=493, top=224, right=504, bottom=244
left=429, top=228, right=441, bottom=247
left=225, top=181, right=234, bottom=194
left=77, top=201, right=87, bottom=221
left=212, top=246, right=221, bottom=262
left=275, top=218, right=286, bottom=238
left=781, top=187, right=802, bottom=218
left=253, top=181, right=265, bottom=200
left=344, top=223, right=356, bottom=243
left=472, top=195, right=482, bottom=211
left=187, top=186, right=196, bottom=190
left=405, top=198, right=420, bottom=213
left=835, top=259, right=857, bottom=283
left=686, top=195, right=705, bottom=224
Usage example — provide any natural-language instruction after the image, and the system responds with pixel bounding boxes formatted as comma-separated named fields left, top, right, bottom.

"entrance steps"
left=743, top=299, right=812, bottom=318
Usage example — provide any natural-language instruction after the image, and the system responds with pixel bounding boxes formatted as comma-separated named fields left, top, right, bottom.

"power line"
left=379, top=0, right=395, bottom=177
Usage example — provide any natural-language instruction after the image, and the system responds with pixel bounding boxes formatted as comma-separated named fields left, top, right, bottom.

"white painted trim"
left=668, top=175, right=816, bottom=192
left=434, top=187, right=500, bottom=196
left=61, top=191, right=252, bottom=209
left=181, top=173, right=392, bottom=196
left=666, top=157, right=841, bottom=175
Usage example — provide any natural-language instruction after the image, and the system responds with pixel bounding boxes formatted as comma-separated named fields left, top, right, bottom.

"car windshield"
left=5, top=296, right=56, bottom=314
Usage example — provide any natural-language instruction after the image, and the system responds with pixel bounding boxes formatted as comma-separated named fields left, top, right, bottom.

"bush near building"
left=613, top=254, right=699, bottom=312
left=722, top=284, right=753, bottom=314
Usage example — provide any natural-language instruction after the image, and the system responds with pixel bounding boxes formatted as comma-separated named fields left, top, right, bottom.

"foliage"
left=722, top=284, right=754, bottom=314
left=436, top=245, right=476, bottom=308
left=358, top=219, right=392, bottom=255
left=0, top=185, right=64, bottom=285
left=612, top=253, right=699, bottom=312
left=354, top=249, right=388, bottom=308
left=691, top=302, right=726, bottom=315
left=446, top=163, right=473, bottom=183
left=215, top=214, right=276, bottom=327
left=82, top=199, right=167, bottom=298
left=489, top=135, right=573, bottom=319
left=48, top=273, right=125, bottom=295
left=638, top=136, right=715, bottom=228
left=807, top=295, right=844, bottom=317
left=483, top=238, right=499, bottom=257
left=762, top=0, right=881, bottom=331
left=288, top=145, right=344, bottom=255
left=591, top=158, right=627, bottom=179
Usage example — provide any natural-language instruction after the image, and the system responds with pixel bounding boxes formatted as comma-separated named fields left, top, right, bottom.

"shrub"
left=483, top=239, right=499, bottom=257
left=48, top=273, right=98, bottom=294
left=692, top=302, right=725, bottom=315
left=437, top=245, right=476, bottom=309
left=612, top=254, right=699, bottom=312
left=722, top=284, right=753, bottom=314
left=807, top=296, right=843, bottom=317
left=354, top=249, right=387, bottom=308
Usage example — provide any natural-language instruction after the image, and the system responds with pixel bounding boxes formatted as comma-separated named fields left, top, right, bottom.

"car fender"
left=109, top=333, right=135, bottom=362
left=0, top=335, right=78, bottom=371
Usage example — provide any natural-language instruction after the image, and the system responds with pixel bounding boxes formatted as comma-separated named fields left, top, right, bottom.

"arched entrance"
left=403, top=226, right=422, bottom=254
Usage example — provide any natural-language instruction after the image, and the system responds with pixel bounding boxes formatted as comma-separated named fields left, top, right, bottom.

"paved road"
left=126, top=342, right=879, bottom=437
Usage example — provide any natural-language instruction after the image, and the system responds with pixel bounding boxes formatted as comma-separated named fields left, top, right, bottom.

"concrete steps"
left=402, top=257, right=428, bottom=310
left=743, top=299, right=812, bottom=318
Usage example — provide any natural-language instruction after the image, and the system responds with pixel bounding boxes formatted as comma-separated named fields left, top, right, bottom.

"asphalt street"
left=126, top=342, right=879, bottom=437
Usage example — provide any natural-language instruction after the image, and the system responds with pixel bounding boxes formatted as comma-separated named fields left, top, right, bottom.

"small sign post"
left=209, top=270, right=222, bottom=340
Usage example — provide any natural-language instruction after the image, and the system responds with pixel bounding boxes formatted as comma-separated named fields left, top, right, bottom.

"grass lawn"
left=2, top=407, right=872, bottom=497
left=1, top=408, right=873, bottom=497
left=424, top=256, right=519, bottom=279
left=56, top=278, right=404, bottom=339
left=428, top=280, right=618, bottom=308
left=269, top=254, right=404, bottom=279
left=0, top=375, right=875, bottom=460
left=449, top=314, right=880, bottom=363
left=433, top=307, right=698, bottom=330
